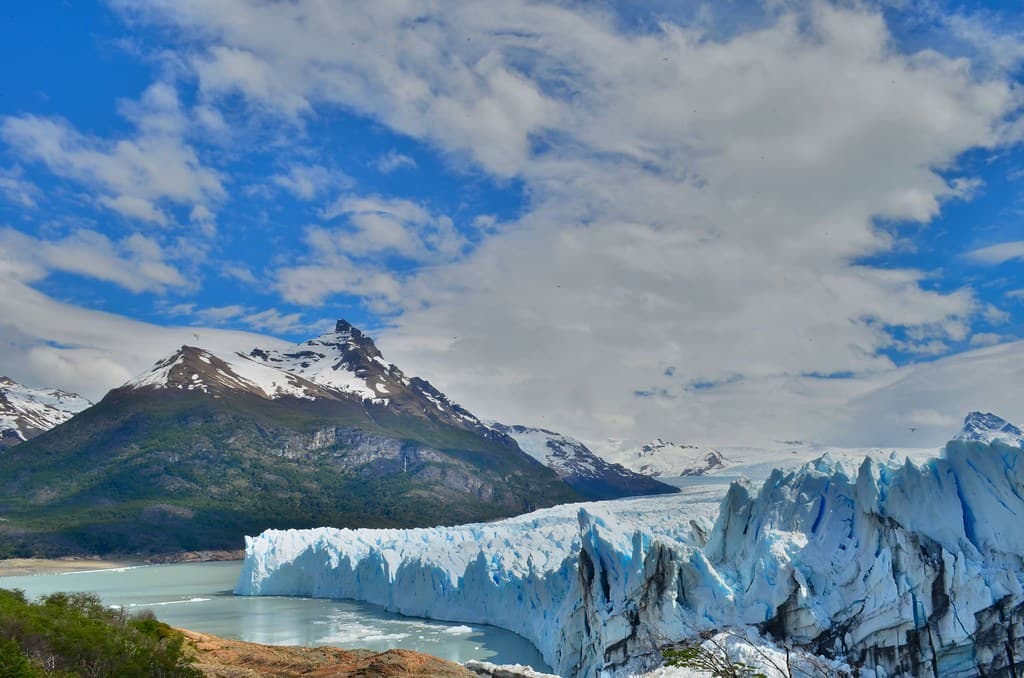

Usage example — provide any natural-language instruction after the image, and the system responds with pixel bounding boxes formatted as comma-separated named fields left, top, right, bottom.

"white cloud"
left=98, top=195, right=167, bottom=225
left=240, top=308, right=308, bottom=334
left=829, top=339, right=1024, bottom=447
left=1, top=83, right=223, bottom=225
left=0, top=167, right=40, bottom=208
left=192, top=304, right=247, bottom=324
left=0, top=277, right=289, bottom=399
left=271, top=163, right=346, bottom=200
left=0, top=227, right=190, bottom=294
left=60, top=0, right=1024, bottom=446
left=111, top=0, right=566, bottom=177
left=276, top=195, right=467, bottom=306
left=969, top=332, right=1006, bottom=347
left=164, top=302, right=309, bottom=334
left=221, top=263, right=258, bottom=284
left=965, top=240, right=1024, bottom=265
left=374, top=151, right=417, bottom=174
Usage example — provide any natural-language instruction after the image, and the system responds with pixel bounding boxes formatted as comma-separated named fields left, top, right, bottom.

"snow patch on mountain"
left=0, top=376, right=91, bottom=448
left=124, top=345, right=326, bottom=400
left=486, top=423, right=677, bottom=499
left=238, top=416, right=1024, bottom=677
left=122, top=320, right=456, bottom=411
left=246, top=322, right=385, bottom=401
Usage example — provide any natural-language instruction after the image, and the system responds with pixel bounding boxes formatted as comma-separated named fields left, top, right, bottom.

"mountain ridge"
left=0, top=377, right=91, bottom=449
left=488, top=423, right=677, bottom=500
left=0, top=319, right=581, bottom=557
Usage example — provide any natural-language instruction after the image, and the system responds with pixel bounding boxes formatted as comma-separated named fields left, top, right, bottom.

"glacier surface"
left=237, top=417, right=1024, bottom=677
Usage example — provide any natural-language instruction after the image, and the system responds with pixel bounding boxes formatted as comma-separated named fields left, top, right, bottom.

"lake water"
left=0, top=561, right=550, bottom=671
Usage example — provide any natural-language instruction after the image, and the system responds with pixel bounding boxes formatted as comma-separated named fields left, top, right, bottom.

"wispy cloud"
left=965, top=240, right=1024, bottom=265
left=0, top=167, right=40, bottom=208
left=374, top=151, right=416, bottom=174
left=271, top=163, right=348, bottom=200
left=166, top=302, right=308, bottom=334
left=0, top=83, right=223, bottom=226
left=276, top=195, right=468, bottom=307
left=0, top=227, right=190, bottom=294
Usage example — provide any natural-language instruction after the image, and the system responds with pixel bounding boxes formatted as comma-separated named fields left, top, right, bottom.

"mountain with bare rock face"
left=0, top=320, right=582, bottom=557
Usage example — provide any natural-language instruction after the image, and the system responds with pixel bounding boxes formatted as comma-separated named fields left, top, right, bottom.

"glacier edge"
left=236, top=437, right=1024, bottom=677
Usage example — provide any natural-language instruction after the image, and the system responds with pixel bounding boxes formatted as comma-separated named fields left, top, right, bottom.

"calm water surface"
left=0, top=561, right=550, bottom=671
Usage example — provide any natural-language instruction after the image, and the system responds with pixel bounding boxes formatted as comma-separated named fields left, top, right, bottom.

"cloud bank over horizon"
left=2, top=0, right=1024, bottom=450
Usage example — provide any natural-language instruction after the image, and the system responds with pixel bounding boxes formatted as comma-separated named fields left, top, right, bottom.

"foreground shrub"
left=0, top=588, right=198, bottom=677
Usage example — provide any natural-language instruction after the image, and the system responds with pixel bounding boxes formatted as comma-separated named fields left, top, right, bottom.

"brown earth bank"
left=144, top=549, right=245, bottom=564
left=180, top=628, right=476, bottom=677
left=0, top=550, right=243, bottom=577
left=0, top=556, right=143, bottom=577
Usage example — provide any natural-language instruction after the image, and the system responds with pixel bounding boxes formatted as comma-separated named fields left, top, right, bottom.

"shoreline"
left=0, top=558, right=144, bottom=578
left=0, top=550, right=243, bottom=578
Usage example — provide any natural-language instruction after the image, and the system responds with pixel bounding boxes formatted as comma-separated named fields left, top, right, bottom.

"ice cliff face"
left=237, top=416, right=1024, bottom=677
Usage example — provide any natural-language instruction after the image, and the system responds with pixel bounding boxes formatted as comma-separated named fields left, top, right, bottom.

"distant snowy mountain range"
left=487, top=423, right=676, bottom=500
left=0, top=377, right=90, bottom=449
left=600, top=437, right=732, bottom=477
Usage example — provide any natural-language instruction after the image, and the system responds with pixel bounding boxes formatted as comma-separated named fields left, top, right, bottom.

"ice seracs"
left=237, top=414, right=1024, bottom=677
left=0, top=376, right=91, bottom=449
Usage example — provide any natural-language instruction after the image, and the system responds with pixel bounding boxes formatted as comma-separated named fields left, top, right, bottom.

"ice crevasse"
left=236, top=428, right=1024, bottom=677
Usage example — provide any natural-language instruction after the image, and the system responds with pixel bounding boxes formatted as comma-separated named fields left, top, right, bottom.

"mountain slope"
left=489, top=423, right=678, bottom=500
left=0, top=377, right=91, bottom=449
left=0, top=320, right=580, bottom=557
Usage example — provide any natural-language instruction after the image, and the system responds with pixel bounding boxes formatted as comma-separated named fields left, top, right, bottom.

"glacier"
left=237, top=414, right=1024, bottom=677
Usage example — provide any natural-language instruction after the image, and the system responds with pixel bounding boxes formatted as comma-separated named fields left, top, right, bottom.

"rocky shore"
left=180, top=628, right=475, bottom=677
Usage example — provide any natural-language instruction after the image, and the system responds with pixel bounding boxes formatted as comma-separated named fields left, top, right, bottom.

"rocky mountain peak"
left=322, top=318, right=383, bottom=360
left=0, top=378, right=91, bottom=449
left=956, top=411, right=1024, bottom=447
left=124, top=319, right=490, bottom=434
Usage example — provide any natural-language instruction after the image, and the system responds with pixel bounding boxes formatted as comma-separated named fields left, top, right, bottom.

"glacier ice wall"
left=237, top=439, right=1024, bottom=677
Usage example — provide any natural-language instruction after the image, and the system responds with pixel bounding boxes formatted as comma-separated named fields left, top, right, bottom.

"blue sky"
left=0, top=1, right=528, bottom=336
left=2, top=0, right=1024, bottom=448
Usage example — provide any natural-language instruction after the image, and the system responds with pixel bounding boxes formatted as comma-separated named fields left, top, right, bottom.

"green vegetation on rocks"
left=0, top=588, right=198, bottom=676
left=0, top=388, right=579, bottom=557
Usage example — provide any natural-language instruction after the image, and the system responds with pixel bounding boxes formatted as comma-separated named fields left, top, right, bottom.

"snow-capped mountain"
left=601, top=438, right=733, bottom=477
left=0, top=377, right=90, bottom=449
left=123, top=321, right=674, bottom=502
left=488, top=423, right=677, bottom=500
left=955, top=410, right=1024, bottom=447
left=238, top=413, right=1024, bottom=677
left=126, top=319, right=486, bottom=434
left=0, top=319, right=585, bottom=556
